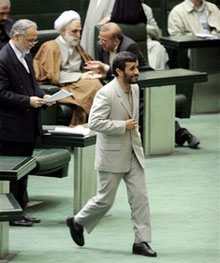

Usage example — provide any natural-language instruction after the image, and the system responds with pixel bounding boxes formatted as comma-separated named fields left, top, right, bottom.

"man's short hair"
left=112, top=51, right=137, bottom=76
left=0, top=0, right=11, bottom=8
left=10, top=19, right=37, bottom=38
left=100, top=23, right=122, bottom=41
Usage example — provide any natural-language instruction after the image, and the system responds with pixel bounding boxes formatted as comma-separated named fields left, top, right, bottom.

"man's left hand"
left=43, top=94, right=56, bottom=106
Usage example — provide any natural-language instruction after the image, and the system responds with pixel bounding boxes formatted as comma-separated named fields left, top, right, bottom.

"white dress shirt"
left=9, top=40, right=30, bottom=73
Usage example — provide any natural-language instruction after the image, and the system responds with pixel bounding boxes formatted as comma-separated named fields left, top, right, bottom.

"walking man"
left=66, top=51, right=157, bottom=257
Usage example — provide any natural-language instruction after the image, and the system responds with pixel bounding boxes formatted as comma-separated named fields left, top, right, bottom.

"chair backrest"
left=117, top=23, right=148, bottom=59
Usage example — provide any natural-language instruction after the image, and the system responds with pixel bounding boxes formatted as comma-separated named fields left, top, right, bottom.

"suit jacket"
left=97, top=34, right=152, bottom=78
left=0, top=43, right=45, bottom=143
left=0, top=18, right=13, bottom=49
left=168, top=0, right=220, bottom=36
left=88, top=77, right=145, bottom=172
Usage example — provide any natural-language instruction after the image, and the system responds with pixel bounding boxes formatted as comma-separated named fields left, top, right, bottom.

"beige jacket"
left=88, top=77, right=145, bottom=172
left=168, top=0, right=220, bottom=36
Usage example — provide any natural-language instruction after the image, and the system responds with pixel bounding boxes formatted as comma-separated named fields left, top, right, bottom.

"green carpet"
left=9, top=113, right=220, bottom=263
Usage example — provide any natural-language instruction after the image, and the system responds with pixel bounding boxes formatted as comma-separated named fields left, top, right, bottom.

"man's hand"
left=125, top=119, right=137, bottom=130
left=30, top=96, right=45, bottom=108
left=84, top=61, right=107, bottom=79
left=84, top=60, right=105, bottom=71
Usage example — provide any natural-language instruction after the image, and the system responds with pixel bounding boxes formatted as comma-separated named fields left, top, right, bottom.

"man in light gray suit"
left=66, top=51, right=157, bottom=257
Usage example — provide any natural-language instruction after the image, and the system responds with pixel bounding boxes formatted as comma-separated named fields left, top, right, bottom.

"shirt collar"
left=9, top=39, right=25, bottom=59
left=110, top=43, right=119, bottom=53
left=186, top=0, right=206, bottom=12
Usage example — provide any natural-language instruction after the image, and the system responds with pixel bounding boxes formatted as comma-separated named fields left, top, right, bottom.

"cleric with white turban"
left=54, top=10, right=81, bottom=33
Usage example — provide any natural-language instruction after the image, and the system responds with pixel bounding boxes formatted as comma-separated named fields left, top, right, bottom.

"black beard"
left=124, top=74, right=138, bottom=84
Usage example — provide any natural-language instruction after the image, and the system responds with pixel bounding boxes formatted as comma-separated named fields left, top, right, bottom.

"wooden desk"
left=42, top=129, right=97, bottom=214
left=0, top=156, right=36, bottom=262
left=138, top=69, right=207, bottom=155
left=160, top=36, right=220, bottom=113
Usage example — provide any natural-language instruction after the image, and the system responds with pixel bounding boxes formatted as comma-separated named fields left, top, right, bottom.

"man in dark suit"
left=0, top=19, right=52, bottom=226
left=85, top=22, right=152, bottom=78
left=0, top=0, right=13, bottom=49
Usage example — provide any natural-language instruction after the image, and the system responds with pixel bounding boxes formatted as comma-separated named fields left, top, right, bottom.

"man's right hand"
left=84, top=61, right=105, bottom=71
left=30, top=96, right=45, bottom=108
left=125, top=119, right=137, bottom=130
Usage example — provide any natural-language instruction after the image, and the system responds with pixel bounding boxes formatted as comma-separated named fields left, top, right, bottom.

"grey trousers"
left=75, top=153, right=152, bottom=243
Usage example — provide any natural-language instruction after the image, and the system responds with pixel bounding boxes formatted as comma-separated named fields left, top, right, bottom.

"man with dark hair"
left=66, top=51, right=157, bottom=258
left=86, top=21, right=200, bottom=149
left=0, top=0, right=13, bottom=49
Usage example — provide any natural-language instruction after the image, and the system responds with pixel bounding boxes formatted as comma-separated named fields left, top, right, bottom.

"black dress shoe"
left=23, top=213, right=41, bottom=223
left=133, top=242, right=157, bottom=257
left=186, top=133, right=200, bottom=149
left=175, top=128, right=200, bottom=149
left=66, top=216, right=84, bottom=246
left=10, top=219, right=33, bottom=227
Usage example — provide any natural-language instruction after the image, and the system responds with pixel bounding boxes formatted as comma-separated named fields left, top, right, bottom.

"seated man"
left=85, top=22, right=152, bottom=78
left=0, top=0, right=13, bottom=49
left=33, top=10, right=102, bottom=126
left=142, top=1, right=200, bottom=149
left=168, top=0, right=220, bottom=148
left=168, top=0, right=220, bottom=36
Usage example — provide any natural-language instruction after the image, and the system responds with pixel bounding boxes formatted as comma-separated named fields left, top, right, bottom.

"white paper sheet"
left=196, top=33, right=219, bottom=39
left=48, top=125, right=91, bottom=136
left=45, top=89, right=72, bottom=102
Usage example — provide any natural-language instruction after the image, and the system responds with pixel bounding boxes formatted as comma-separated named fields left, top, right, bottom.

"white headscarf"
left=54, top=10, right=81, bottom=33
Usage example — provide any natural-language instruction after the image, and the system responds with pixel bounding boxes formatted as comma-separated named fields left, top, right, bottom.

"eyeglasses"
left=0, top=12, right=10, bottom=16
left=98, top=37, right=110, bottom=44
left=20, top=35, right=38, bottom=45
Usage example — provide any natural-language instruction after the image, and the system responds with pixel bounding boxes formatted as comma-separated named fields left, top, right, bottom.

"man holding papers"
left=33, top=10, right=103, bottom=126
left=0, top=19, right=53, bottom=226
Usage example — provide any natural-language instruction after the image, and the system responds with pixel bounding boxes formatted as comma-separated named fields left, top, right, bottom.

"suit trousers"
left=75, top=153, right=152, bottom=243
left=0, top=140, right=35, bottom=209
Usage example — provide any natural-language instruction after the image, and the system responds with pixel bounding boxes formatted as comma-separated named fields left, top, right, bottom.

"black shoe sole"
left=133, top=250, right=157, bottom=257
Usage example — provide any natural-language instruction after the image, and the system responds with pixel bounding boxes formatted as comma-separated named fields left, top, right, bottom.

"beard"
left=64, top=32, right=80, bottom=47
left=124, top=73, right=139, bottom=84
left=16, top=41, right=30, bottom=55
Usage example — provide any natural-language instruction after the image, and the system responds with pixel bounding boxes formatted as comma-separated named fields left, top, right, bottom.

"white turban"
left=54, top=10, right=81, bottom=33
